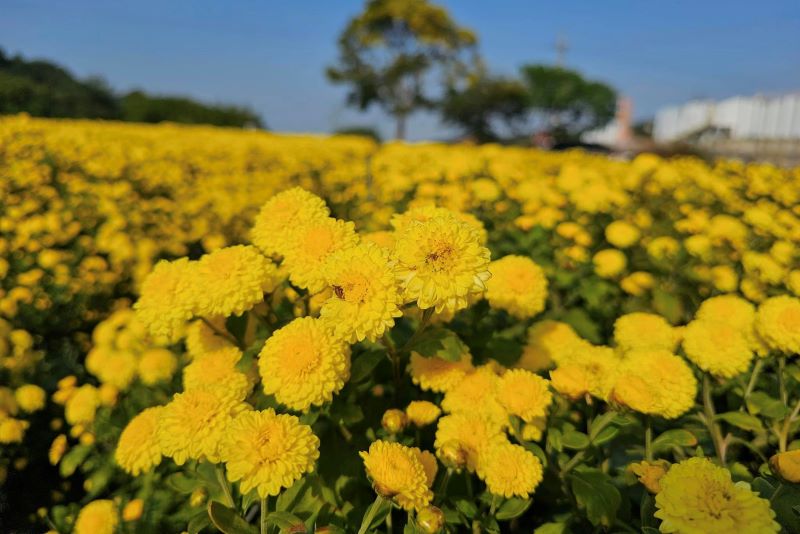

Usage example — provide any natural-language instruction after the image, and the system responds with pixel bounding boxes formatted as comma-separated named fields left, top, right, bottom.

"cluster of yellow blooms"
left=2, top=116, right=800, bottom=533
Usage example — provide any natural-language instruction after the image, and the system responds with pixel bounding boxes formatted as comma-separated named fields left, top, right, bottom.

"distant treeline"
left=0, top=49, right=264, bottom=128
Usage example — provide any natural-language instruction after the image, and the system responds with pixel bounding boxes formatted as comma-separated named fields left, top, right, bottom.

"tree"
left=440, top=76, right=529, bottom=143
left=120, top=91, right=263, bottom=128
left=327, top=0, right=477, bottom=140
left=520, top=64, right=616, bottom=142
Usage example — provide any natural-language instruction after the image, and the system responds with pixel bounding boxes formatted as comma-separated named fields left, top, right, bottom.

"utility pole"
left=555, top=34, right=569, bottom=67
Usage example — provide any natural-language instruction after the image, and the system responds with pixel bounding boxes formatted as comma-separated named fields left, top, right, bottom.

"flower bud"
left=439, top=440, right=467, bottom=471
left=417, top=505, right=445, bottom=534
left=123, top=498, right=144, bottom=521
left=770, top=450, right=800, bottom=484
left=381, top=409, right=407, bottom=434
left=628, top=460, right=670, bottom=493
left=190, top=487, right=207, bottom=507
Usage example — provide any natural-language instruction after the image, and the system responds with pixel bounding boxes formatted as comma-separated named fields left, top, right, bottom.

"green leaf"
left=59, top=444, right=92, bottom=477
left=167, top=472, right=202, bottom=494
left=455, top=499, right=478, bottom=519
left=560, top=309, right=601, bottom=344
left=207, top=501, right=258, bottom=534
left=716, top=411, right=764, bottom=433
left=188, top=511, right=211, bottom=534
left=408, top=327, right=467, bottom=362
left=267, top=511, right=306, bottom=531
left=642, top=528, right=661, bottom=534
left=588, top=411, right=618, bottom=440
left=591, top=425, right=619, bottom=446
left=652, top=288, right=683, bottom=324
left=484, top=336, right=523, bottom=367
left=651, top=429, right=698, bottom=453
left=747, top=392, right=789, bottom=419
left=533, top=522, right=568, bottom=534
left=547, top=428, right=563, bottom=452
left=569, top=467, right=621, bottom=527
left=364, top=497, right=392, bottom=531
left=561, top=429, right=591, bottom=450
left=350, top=350, right=386, bottom=383
left=495, top=497, right=531, bottom=520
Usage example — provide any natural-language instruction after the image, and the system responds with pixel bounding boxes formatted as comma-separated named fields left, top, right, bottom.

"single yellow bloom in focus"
left=258, top=317, right=350, bottom=412
left=360, top=440, right=433, bottom=511
left=756, top=295, right=800, bottom=355
left=221, top=409, right=319, bottom=498
left=393, top=212, right=491, bottom=314
left=655, top=457, right=778, bottom=534
left=479, top=441, right=543, bottom=498
left=496, top=369, right=552, bottom=423
left=682, top=319, right=753, bottom=378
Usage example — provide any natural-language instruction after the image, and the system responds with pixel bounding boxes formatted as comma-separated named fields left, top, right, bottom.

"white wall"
left=653, top=94, right=800, bottom=142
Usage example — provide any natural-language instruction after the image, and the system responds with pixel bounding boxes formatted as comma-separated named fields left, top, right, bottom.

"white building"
left=653, top=93, right=800, bottom=142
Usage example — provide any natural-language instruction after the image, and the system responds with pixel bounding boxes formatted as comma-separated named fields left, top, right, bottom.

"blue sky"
left=2, top=0, right=799, bottom=140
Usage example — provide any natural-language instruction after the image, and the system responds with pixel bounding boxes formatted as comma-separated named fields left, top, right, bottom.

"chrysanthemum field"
left=2, top=114, right=800, bottom=533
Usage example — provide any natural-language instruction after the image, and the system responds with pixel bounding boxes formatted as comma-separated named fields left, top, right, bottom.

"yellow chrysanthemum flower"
left=47, top=434, right=67, bottom=465
left=193, top=245, right=279, bottom=317
left=628, top=460, right=670, bottom=493
left=655, top=457, right=779, bottom=534
left=405, top=400, right=442, bottom=427
left=122, top=498, right=144, bottom=522
left=605, top=220, right=640, bottom=248
left=611, top=350, right=697, bottom=419
left=485, top=255, right=548, bottom=319
left=320, top=243, right=402, bottom=342
left=434, top=413, right=506, bottom=473
left=251, top=187, right=330, bottom=257
left=115, top=406, right=163, bottom=476
left=134, top=258, right=197, bottom=344
left=360, top=440, right=433, bottom=511
left=221, top=409, right=319, bottom=498
left=258, top=317, right=350, bottom=412
left=496, top=369, right=552, bottom=423
left=391, top=205, right=488, bottom=245
left=65, top=384, right=100, bottom=425
left=282, top=217, right=359, bottom=293
left=409, top=351, right=473, bottom=393
left=0, top=417, right=28, bottom=443
left=550, top=345, right=620, bottom=400
left=183, top=346, right=251, bottom=401
left=74, top=500, right=118, bottom=534
left=614, top=313, right=677, bottom=354
left=479, top=441, right=543, bottom=498
left=393, top=213, right=491, bottom=314
left=682, top=319, right=753, bottom=378
left=620, top=271, right=655, bottom=296
left=14, top=384, right=45, bottom=413
left=442, top=365, right=508, bottom=426
left=755, top=295, right=800, bottom=354
left=137, top=348, right=178, bottom=385
left=696, top=295, right=768, bottom=356
left=593, top=249, right=627, bottom=279
left=157, top=387, right=247, bottom=465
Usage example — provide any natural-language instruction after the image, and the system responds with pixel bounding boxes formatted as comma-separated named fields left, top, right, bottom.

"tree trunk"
left=395, top=113, right=407, bottom=140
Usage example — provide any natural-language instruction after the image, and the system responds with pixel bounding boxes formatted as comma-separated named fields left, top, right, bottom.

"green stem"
left=357, top=495, right=385, bottom=534
left=742, top=358, right=764, bottom=411
left=200, top=317, right=243, bottom=350
left=397, top=308, right=435, bottom=354
left=260, top=496, right=268, bottom=534
left=386, top=508, right=393, bottom=534
left=215, top=464, right=235, bottom=508
left=778, top=356, right=788, bottom=406
left=770, top=482, right=785, bottom=503
left=644, top=416, right=654, bottom=462
left=702, top=374, right=727, bottom=466
left=561, top=412, right=617, bottom=477
left=778, top=397, right=800, bottom=452
left=489, top=494, right=498, bottom=517
left=434, top=468, right=452, bottom=504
